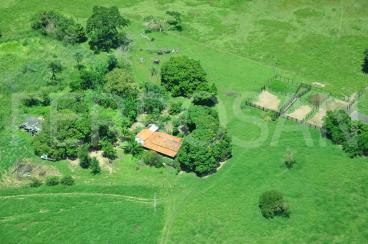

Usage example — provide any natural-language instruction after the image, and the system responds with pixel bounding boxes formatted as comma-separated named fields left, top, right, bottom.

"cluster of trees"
left=161, top=56, right=216, bottom=98
left=31, top=11, right=87, bottom=44
left=32, top=6, right=130, bottom=52
left=79, top=145, right=102, bottom=175
left=323, top=110, right=368, bottom=157
left=30, top=175, right=74, bottom=187
left=177, top=105, right=232, bottom=176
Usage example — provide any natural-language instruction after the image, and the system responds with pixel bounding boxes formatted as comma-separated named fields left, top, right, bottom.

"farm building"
left=135, top=124, right=183, bottom=157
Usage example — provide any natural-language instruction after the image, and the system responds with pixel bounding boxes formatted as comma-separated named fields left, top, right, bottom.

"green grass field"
left=1, top=0, right=368, bottom=243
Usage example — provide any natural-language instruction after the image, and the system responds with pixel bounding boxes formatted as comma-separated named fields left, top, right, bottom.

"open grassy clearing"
left=0, top=0, right=368, bottom=243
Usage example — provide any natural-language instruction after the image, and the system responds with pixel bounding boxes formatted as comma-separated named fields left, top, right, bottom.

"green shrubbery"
left=142, top=151, right=163, bottom=168
left=259, top=190, right=289, bottom=218
left=46, top=176, right=59, bottom=186
left=31, top=11, right=87, bottom=44
left=362, top=49, right=368, bottom=74
left=323, top=110, right=368, bottom=157
left=30, top=177, right=42, bottom=187
left=60, top=176, right=75, bottom=186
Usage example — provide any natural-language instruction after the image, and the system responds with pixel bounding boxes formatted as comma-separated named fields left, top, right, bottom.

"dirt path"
left=254, top=90, right=280, bottom=111
left=0, top=192, right=154, bottom=204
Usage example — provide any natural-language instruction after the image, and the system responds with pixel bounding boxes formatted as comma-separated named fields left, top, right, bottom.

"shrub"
left=46, top=176, right=59, bottom=186
left=168, top=101, right=183, bottom=115
left=142, top=151, right=163, bottom=168
left=79, top=145, right=91, bottom=169
left=30, top=177, right=42, bottom=187
left=362, top=49, right=368, bottom=74
left=192, top=91, right=217, bottom=106
left=309, top=93, right=326, bottom=108
left=323, top=110, right=352, bottom=145
left=60, top=176, right=75, bottom=186
left=123, top=140, right=143, bottom=156
left=90, top=157, right=101, bottom=175
left=284, top=150, right=296, bottom=169
left=102, top=141, right=117, bottom=160
left=259, top=190, right=289, bottom=218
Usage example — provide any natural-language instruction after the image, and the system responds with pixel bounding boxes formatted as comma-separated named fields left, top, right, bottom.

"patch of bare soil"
left=307, top=108, right=326, bottom=127
left=89, top=151, right=113, bottom=174
left=325, top=98, right=349, bottom=111
left=312, top=82, right=326, bottom=88
left=287, top=105, right=312, bottom=120
left=0, top=158, right=60, bottom=187
left=254, top=90, right=280, bottom=111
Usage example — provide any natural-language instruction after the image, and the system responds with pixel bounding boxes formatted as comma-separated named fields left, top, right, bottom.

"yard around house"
left=1, top=0, right=368, bottom=243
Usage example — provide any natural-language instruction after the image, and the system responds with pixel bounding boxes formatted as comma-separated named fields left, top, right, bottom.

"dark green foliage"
left=192, top=90, right=217, bottom=106
left=166, top=11, right=182, bottom=31
left=104, top=68, right=138, bottom=97
left=56, top=93, right=89, bottom=113
left=79, top=144, right=91, bottom=169
left=60, top=176, right=75, bottom=186
left=323, top=110, right=351, bottom=145
left=93, top=93, right=119, bottom=109
left=362, top=49, right=368, bottom=74
left=90, top=157, right=101, bottom=175
left=74, top=52, right=84, bottom=70
left=124, top=139, right=143, bottom=156
left=141, top=82, right=167, bottom=114
left=29, top=177, right=42, bottom=187
left=142, top=151, right=163, bottom=168
left=342, top=121, right=368, bottom=157
left=22, top=92, right=50, bottom=107
left=72, top=67, right=106, bottom=90
left=259, top=190, right=289, bottom=218
left=107, top=55, right=119, bottom=71
left=284, top=150, right=296, bottom=169
left=122, top=95, right=140, bottom=124
left=161, top=56, right=209, bottom=97
left=48, top=60, right=63, bottom=81
left=102, top=141, right=117, bottom=160
left=168, top=101, right=183, bottom=115
left=177, top=105, right=232, bottom=176
left=31, top=11, right=87, bottom=44
left=86, top=6, right=130, bottom=52
left=46, top=176, right=59, bottom=186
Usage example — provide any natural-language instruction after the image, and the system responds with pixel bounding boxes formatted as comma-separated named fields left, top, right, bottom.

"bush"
left=60, top=176, right=75, bottom=186
left=168, top=101, right=183, bottom=115
left=192, top=91, right=217, bottom=106
left=123, top=140, right=143, bottom=156
left=284, top=150, right=296, bottom=169
left=362, top=49, right=368, bottom=74
left=142, top=151, right=163, bottom=168
left=259, top=190, right=289, bottom=218
left=323, top=110, right=352, bottom=145
left=79, top=145, right=91, bottom=169
left=308, top=93, right=326, bottom=108
left=30, top=177, right=42, bottom=187
left=90, top=157, right=101, bottom=175
left=102, top=141, right=117, bottom=160
left=46, top=176, right=59, bottom=186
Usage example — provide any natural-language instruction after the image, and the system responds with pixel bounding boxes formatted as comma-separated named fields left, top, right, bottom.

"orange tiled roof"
left=136, top=129, right=183, bottom=157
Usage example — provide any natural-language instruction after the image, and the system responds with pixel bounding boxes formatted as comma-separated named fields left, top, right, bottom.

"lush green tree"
left=342, top=121, right=368, bottom=157
left=362, top=49, right=368, bottom=74
left=192, top=90, right=217, bottom=106
left=102, top=141, right=117, bottom=160
left=107, top=55, right=119, bottom=71
left=60, top=176, right=75, bottom=186
left=104, top=68, right=138, bottom=97
left=168, top=101, right=183, bottom=115
left=323, top=110, right=352, bottom=145
left=141, top=82, right=167, bottom=114
left=79, top=144, right=91, bottom=169
left=142, top=151, right=163, bottom=168
left=48, top=60, right=63, bottom=81
left=86, top=6, right=130, bottom=52
left=32, top=11, right=87, bottom=44
left=46, top=176, right=59, bottom=186
left=123, top=139, right=143, bottom=156
left=90, top=157, right=101, bottom=175
left=161, top=56, right=209, bottom=97
left=93, top=92, right=119, bottom=109
left=259, top=190, right=289, bottom=218
left=74, top=52, right=84, bottom=70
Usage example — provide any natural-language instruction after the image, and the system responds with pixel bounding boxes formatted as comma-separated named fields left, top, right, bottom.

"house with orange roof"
left=135, top=124, right=183, bottom=158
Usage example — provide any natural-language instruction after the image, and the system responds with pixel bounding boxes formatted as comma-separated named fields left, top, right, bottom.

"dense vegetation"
left=259, top=190, right=289, bottom=218
left=323, top=110, right=368, bottom=157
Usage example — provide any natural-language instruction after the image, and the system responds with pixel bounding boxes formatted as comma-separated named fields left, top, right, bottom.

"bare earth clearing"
left=287, top=105, right=312, bottom=120
left=254, top=90, right=280, bottom=111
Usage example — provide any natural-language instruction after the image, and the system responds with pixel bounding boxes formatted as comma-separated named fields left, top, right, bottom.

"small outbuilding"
left=135, top=124, right=182, bottom=158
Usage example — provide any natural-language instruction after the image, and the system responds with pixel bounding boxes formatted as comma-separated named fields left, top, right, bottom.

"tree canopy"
left=363, top=49, right=368, bottom=74
left=161, top=56, right=210, bottom=97
left=86, top=6, right=130, bottom=52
